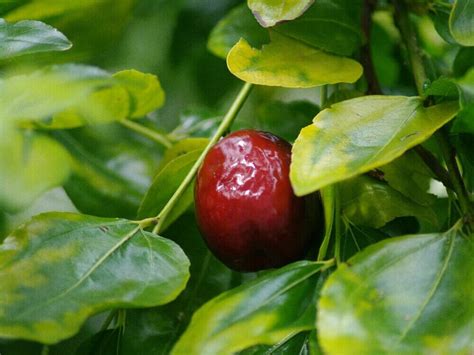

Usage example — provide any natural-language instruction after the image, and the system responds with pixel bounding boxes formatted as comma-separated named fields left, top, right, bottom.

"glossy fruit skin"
left=194, top=129, right=316, bottom=272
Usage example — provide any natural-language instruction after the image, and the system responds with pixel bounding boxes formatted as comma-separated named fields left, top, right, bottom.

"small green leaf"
left=0, top=212, right=190, bottom=344
left=47, top=85, right=130, bottom=129
left=274, top=0, right=362, bottom=56
left=318, top=227, right=473, bottom=354
left=0, top=19, right=71, bottom=59
left=452, top=103, right=474, bottom=133
left=379, top=151, right=436, bottom=207
left=0, top=132, right=71, bottom=212
left=227, top=33, right=363, bottom=88
left=340, top=176, right=437, bottom=228
left=248, top=0, right=314, bottom=27
left=138, top=149, right=204, bottom=229
left=207, top=3, right=269, bottom=59
left=172, top=260, right=327, bottom=355
left=290, top=96, right=459, bottom=195
left=113, top=69, right=165, bottom=118
left=449, top=0, right=474, bottom=46
left=158, top=138, right=209, bottom=171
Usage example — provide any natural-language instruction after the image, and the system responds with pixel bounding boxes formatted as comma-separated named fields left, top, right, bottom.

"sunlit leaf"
left=290, top=96, right=459, bottom=196
left=113, top=69, right=165, bottom=118
left=248, top=0, right=314, bottom=27
left=318, top=227, right=473, bottom=354
left=449, top=0, right=474, bottom=46
left=207, top=3, right=269, bottom=59
left=0, top=18, right=70, bottom=59
left=0, top=212, right=190, bottom=344
left=172, top=261, right=328, bottom=355
left=227, top=33, right=362, bottom=88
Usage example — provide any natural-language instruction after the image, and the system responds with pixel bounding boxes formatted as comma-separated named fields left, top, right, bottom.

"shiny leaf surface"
left=0, top=212, right=190, bottom=344
left=172, top=261, right=327, bottom=355
left=318, top=227, right=473, bottom=354
left=0, top=18, right=71, bottom=59
left=290, top=96, right=459, bottom=195
left=227, top=32, right=363, bottom=88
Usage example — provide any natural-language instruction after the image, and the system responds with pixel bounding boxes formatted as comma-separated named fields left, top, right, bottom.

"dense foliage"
left=0, top=0, right=472, bottom=354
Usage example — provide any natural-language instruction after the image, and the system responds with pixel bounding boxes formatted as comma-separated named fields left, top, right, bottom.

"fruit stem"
left=152, top=83, right=253, bottom=234
left=393, top=0, right=473, bottom=225
left=120, top=119, right=173, bottom=148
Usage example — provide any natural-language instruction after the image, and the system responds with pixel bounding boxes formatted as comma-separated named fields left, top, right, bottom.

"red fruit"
left=194, top=129, right=318, bottom=272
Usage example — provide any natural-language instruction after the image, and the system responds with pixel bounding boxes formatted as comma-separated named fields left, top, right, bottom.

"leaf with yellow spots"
left=0, top=212, right=190, bottom=344
left=227, top=32, right=362, bottom=88
left=290, top=96, right=459, bottom=196
left=318, top=227, right=474, bottom=354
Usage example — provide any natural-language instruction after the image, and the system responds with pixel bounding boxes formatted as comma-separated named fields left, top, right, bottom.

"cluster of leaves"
left=0, top=0, right=473, bottom=354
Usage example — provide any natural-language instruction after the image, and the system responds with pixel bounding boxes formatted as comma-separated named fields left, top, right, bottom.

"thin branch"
left=120, top=119, right=173, bottom=148
left=414, top=145, right=453, bottom=190
left=361, top=0, right=382, bottom=95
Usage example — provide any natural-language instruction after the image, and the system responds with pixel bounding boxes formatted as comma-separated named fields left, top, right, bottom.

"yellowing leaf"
left=227, top=33, right=362, bottom=88
left=248, top=0, right=314, bottom=27
left=290, top=96, right=459, bottom=196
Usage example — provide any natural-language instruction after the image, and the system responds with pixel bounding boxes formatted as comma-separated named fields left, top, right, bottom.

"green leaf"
left=290, top=96, right=459, bottom=196
left=318, top=227, right=473, bottom=354
left=274, top=0, right=362, bottom=56
left=0, top=18, right=71, bottom=59
left=172, top=261, right=327, bottom=355
left=40, top=69, right=164, bottom=129
left=449, top=0, right=474, bottom=46
left=255, top=100, right=318, bottom=142
left=138, top=149, right=204, bottom=229
left=113, top=69, right=165, bottom=118
left=430, top=6, right=456, bottom=44
left=248, top=0, right=314, bottom=27
left=227, top=32, right=363, bottom=88
left=452, top=103, right=474, bottom=134
left=379, top=151, right=436, bottom=206
left=453, top=47, right=474, bottom=78
left=339, top=176, right=437, bottom=228
left=55, top=126, right=162, bottom=219
left=0, top=212, right=190, bottom=344
left=207, top=3, right=269, bottom=59
left=157, top=138, right=209, bottom=171
left=0, top=64, right=111, bottom=123
left=0, top=132, right=71, bottom=212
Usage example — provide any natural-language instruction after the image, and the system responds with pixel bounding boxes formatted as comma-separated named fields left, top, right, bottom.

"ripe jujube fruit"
left=194, top=129, right=318, bottom=272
